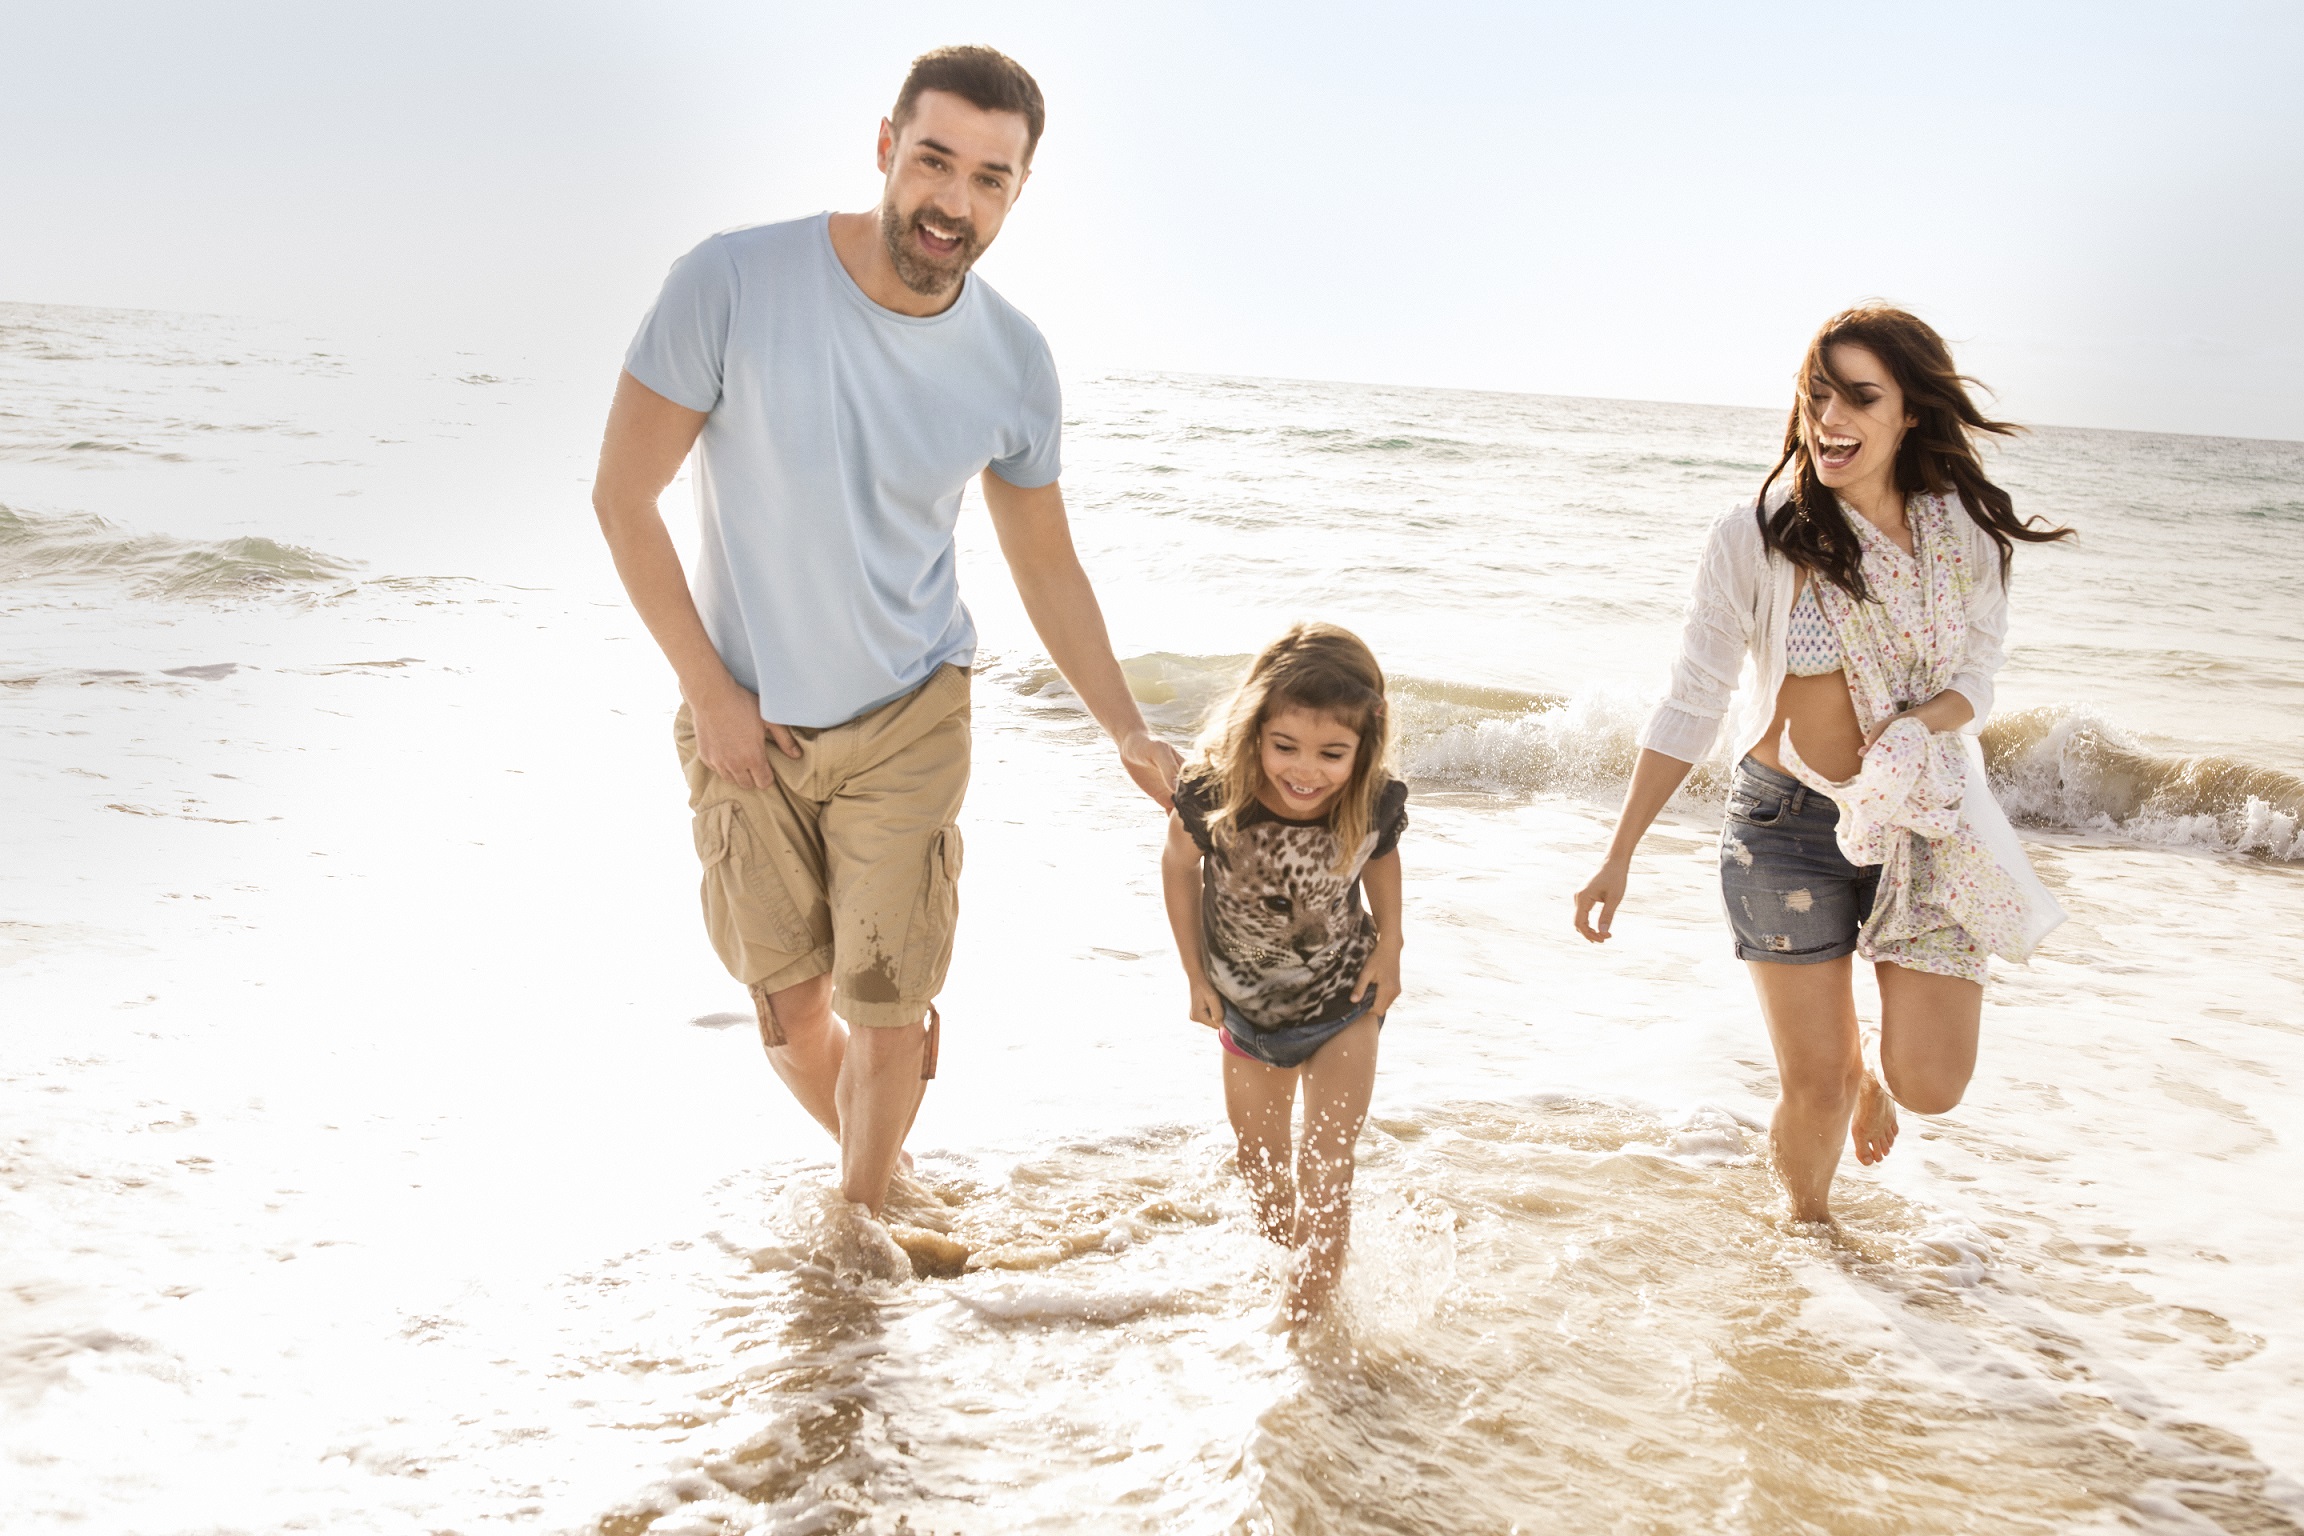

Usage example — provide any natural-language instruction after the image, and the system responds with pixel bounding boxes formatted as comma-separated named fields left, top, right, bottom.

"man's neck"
left=827, top=210, right=965, bottom=319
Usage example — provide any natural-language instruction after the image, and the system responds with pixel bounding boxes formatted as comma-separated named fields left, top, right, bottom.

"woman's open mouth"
left=1818, top=434, right=1861, bottom=471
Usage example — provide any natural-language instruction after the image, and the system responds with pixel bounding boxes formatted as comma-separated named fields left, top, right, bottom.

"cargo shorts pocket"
left=693, top=799, right=817, bottom=977
left=896, top=824, right=964, bottom=1001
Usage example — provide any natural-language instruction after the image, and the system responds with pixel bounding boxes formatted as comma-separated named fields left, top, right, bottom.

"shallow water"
left=4, top=300, right=2303, bottom=1533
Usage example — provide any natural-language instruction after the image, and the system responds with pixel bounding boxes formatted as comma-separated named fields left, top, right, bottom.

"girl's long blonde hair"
left=1192, top=622, right=1393, bottom=872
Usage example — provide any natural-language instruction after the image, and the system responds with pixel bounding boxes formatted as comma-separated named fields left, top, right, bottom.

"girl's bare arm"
left=1354, top=849, right=1403, bottom=1016
left=1160, top=814, right=1224, bottom=1027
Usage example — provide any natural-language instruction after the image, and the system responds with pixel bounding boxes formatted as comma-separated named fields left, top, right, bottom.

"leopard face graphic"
left=1204, top=821, right=1379, bottom=1027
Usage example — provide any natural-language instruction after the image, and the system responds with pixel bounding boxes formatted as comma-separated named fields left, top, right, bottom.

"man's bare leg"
left=836, top=1018, right=928, bottom=1214
left=757, top=974, right=845, bottom=1138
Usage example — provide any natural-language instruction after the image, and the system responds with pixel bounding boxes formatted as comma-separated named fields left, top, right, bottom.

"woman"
left=1573, top=306, right=2070, bottom=1222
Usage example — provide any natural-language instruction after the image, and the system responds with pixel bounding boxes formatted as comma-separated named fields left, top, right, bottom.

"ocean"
left=4, top=297, right=2302, bottom=1534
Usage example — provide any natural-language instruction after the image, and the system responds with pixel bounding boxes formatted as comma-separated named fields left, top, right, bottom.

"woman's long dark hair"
left=1756, top=306, right=2072, bottom=599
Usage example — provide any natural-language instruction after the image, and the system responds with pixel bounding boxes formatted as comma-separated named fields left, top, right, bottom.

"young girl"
left=1160, top=623, right=1407, bottom=1325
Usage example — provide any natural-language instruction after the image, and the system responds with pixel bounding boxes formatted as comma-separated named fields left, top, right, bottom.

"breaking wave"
left=0, top=502, right=357, bottom=599
left=1013, top=652, right=2301, bottom=862
left=1982, top=705, right=2303, bottom=861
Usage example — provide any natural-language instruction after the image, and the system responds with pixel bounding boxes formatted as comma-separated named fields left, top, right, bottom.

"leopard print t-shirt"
left=1174, top=771, right=1409, bottom=1031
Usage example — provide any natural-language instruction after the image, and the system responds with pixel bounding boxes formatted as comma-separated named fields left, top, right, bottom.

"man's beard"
left=880, top=201, right=985, bottom=297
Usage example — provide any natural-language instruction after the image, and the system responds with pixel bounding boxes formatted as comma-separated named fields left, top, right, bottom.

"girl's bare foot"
left=1850, top=1069, right=1899, bottom=1165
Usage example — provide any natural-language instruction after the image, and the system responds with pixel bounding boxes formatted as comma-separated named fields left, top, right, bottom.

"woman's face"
left=1803, top=343, right=1916, bottom=493
left=1258, top=704, right=1360, bottom=818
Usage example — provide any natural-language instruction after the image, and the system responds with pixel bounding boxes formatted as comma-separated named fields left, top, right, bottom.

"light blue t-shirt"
left=624, top=213, right=1062, bottom=727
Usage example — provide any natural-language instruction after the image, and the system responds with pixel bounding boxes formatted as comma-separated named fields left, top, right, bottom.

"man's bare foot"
left=1850, top=1069, right=1899, bottom=1165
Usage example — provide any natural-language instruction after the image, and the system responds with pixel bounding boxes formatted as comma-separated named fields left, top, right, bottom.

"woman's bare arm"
left=1573, top=748, right=1698, bottom=943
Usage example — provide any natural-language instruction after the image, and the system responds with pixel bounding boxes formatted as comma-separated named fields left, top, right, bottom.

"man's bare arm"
left=978, top=469, right=1181, bottom=809
left=591, top=370, right=798, bottom=789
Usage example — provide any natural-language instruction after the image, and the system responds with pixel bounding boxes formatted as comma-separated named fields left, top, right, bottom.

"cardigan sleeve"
left=1639, top=508, right=1759, bottom=764
left=1945, top=520, right=2007, bottom=731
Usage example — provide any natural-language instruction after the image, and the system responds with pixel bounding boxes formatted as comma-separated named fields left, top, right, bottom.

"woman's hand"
left=1861, top=689, right=1976, bottom=755
left=1352, top=941, right=1403, bottom=1020
left=1860, top=710, right=1919, bottom=756
left=1573, top=857, right=1629, bottom=943
left=1186, top=973, right=1225, bottom=1029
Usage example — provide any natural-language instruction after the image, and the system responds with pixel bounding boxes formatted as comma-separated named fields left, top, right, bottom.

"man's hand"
left=1120, top=729, right=1183, bottom=810
left=690, top=679, right=801, bottom=790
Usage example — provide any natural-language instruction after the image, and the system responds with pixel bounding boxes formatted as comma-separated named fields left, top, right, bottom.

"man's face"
left=877, top=90, right=1032, bottom=297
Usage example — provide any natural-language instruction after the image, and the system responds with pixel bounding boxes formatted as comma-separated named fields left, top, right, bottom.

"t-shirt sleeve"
left=1370, top=778, right=1409, bottom=861
left=986, top=339, right=1063, bottom=490
left=621, top=236, right=737, bottom=414
left=1172, top=772, right=1216, bottom=856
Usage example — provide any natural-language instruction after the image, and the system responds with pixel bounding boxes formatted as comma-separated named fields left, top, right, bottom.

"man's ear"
left=876, top=117, right=895, bottom=175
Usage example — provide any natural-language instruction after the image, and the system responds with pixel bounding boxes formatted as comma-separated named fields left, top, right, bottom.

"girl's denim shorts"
left=1719, top=755, right=1880, bottom=965
left=1220, top=994, right=1378, bottom=1070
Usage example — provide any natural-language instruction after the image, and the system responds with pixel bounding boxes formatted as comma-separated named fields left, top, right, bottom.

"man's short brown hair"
left=891, top=46, right=1045, bottom=164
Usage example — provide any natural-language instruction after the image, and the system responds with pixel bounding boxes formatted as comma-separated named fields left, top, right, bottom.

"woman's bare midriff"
left=1748, top=670, right=1866, bottom=783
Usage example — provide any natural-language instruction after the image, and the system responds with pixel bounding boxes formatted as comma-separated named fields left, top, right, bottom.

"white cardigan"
left=1641, top=497, right=2063, bottom=955
left=1639, top=499, right=2007, bottom=767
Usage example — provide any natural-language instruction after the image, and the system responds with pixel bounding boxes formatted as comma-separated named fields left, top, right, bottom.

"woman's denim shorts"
left=1719, top=755, right=1880, bottom=965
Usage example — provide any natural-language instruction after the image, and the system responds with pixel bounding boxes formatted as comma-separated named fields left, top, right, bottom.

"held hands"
left=1352, top=941, right=1403, bottom=1020
left=691, top=678, right=802, bottom=791
left=1120, top=728, right=1184, bottom=810
left=1572, top=857, right=1628, bottom=943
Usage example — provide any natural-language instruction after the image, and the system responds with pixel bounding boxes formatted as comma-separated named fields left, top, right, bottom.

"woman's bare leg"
left=1747, top=958, right=1867, bottom=1221
left=1875, top=962, right=1982, bottom=1114
left=1286, top=1013, right=1381, bottom=1323
left=1223, top=1047, right=1300, bottom=1245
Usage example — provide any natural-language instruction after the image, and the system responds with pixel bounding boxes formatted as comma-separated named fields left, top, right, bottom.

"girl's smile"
left=1256, top=705, right=1361, bottom=819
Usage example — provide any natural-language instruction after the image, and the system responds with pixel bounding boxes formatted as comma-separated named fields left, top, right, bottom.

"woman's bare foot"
left=1850, top=1069, right=1899, bottom=1165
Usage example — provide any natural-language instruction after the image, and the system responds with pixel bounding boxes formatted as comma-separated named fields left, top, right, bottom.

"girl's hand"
left=1573, top=857, right=1628, bottom=943
left=1352, top=944, right=1403, bottom=1020
left=1187, top=974, right=1225, bottom=1029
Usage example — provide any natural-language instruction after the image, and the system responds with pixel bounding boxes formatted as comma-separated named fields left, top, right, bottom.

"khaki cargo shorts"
left=675, top=663, right=969, bottom=1036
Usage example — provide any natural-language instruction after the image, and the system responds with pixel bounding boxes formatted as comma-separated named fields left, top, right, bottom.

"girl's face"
left=1257, top=704, right=1361, bottom=818
left=1803, top=342, right=1916, bottom=493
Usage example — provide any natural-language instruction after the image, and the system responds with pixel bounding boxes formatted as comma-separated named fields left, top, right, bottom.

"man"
left=592, top=46, right=1178, bottom=1222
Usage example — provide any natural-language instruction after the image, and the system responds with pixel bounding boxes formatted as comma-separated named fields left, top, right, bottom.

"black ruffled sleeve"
left=1370, top=777, right=1409, bottom=860
left=1173, top=769, right=1216, bottom=855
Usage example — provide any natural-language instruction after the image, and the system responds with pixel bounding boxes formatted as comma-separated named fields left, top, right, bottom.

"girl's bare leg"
left=1875, top=962, right=1982, bottom=1114
left=1747, top=958, right=1866, bottom=1222
left=1222, top=1047, right=1300, bottom=1245
left=1285, top=1012, right=1382, bottom=1323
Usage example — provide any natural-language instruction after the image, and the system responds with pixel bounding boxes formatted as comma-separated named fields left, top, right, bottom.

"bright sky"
left=4, top=1, right=2300, bottom=438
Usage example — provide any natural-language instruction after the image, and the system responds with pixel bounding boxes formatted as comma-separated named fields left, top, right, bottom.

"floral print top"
left=1775, top=493, right=2046, bottom=982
